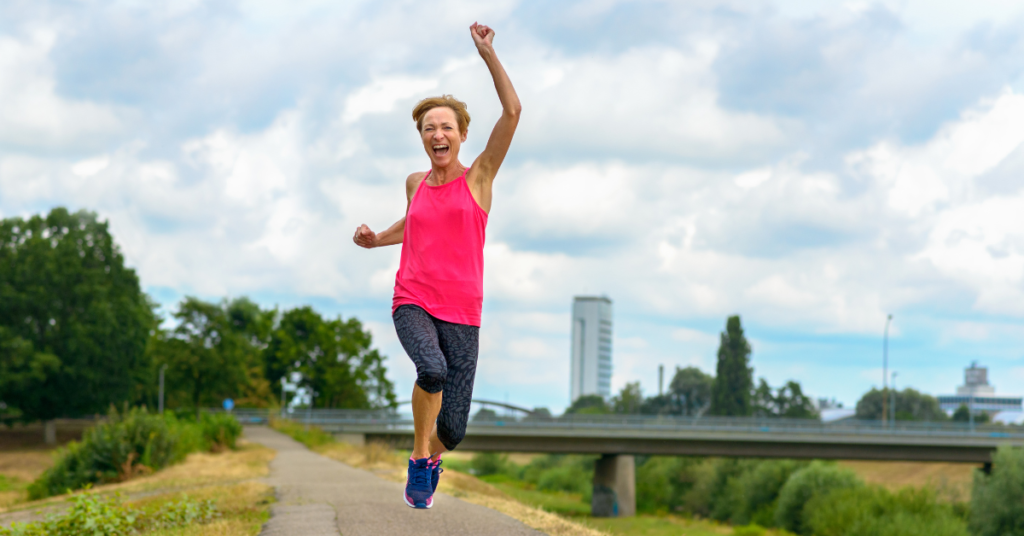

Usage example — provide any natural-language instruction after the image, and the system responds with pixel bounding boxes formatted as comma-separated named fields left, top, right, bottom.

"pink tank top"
left=393, top=168, right=488, bottom=326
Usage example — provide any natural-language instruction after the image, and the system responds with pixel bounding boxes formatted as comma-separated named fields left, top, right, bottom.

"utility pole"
left=658, top=365, right=664, bottom=396
left=890, top=371, right=897, bottom=428
left=281, top=379, right=287, bottom=419
left=881, top=314, right=892, bottom=426
left=158, top=364, right=167, bottom=414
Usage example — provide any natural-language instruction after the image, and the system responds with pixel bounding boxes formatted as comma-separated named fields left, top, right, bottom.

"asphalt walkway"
left=245, top=426, right=543, bottom=536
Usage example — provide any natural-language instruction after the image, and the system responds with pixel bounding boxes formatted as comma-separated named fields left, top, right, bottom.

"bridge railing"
left=217, top=408, right=1024, bottom=440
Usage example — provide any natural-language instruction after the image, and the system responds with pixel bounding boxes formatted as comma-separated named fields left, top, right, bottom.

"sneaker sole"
left=403, top=492, right=433, bottom=509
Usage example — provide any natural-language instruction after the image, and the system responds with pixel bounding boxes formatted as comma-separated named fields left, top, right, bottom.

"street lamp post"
left=158, top=364, right=167, bottom=414
left=882, top=314, right=893, bottom=426
left=890, top=371, right=898, bottom=428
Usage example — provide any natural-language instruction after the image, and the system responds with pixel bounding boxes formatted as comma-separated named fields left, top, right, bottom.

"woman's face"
left=420, top=106, right=467, bottom=168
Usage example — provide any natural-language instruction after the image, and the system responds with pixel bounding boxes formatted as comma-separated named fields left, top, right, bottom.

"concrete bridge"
left=233, top=409, right=1024, bottom=518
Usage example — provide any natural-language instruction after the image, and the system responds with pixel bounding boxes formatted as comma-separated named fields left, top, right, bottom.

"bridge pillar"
left=591, top=454, right=635, bottom=517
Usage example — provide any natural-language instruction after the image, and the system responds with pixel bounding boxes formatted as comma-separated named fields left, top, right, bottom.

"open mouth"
left=432, top=144, right=450, bottom=157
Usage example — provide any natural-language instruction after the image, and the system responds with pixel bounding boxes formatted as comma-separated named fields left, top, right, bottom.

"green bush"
left=201, top=412, right=243, bottom=450
left=0, top=492, right=217, bottom=536
left=805, top=485, right=968, bottom=536
left=726, top=459, right=807, bottom=526
left=27, top=407, right=240, bottom=499
left=773, top=461, right=861, bottom=534
left=470, top=452, right=509, bottom=476
left=970, top=445, right=1024, bottom=536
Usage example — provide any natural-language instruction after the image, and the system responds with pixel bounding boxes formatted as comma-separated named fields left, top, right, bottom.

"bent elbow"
left=506, top=103, right=522, bottom=119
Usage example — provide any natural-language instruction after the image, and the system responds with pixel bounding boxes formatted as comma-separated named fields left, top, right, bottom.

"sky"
left=2, top=0, right=1024, bottom=413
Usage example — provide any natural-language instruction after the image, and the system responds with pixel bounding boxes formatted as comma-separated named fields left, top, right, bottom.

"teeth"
left=433, top=145, right=448, bottom=150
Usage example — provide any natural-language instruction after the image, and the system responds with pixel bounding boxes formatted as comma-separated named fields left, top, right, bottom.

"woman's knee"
left=437, top=422, right=466, bottom=450
left=416, top=363, right=447, bottom=394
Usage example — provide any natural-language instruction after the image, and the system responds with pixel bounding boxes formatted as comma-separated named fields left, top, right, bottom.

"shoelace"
left=411, top=463, right=431, bottom=488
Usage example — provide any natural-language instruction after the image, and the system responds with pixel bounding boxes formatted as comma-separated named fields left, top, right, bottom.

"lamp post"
left=158, top=364, right=167, bottom=414
left=882, top=314, right=892, bottom=426
left=890, top=371, right=897, bottom=428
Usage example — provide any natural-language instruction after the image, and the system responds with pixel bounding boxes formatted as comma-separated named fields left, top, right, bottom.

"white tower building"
left=570, top=296, right=613, bottom=402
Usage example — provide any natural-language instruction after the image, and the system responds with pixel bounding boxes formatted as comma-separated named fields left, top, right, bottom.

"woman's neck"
left=429, top=161, right=466, bottom=185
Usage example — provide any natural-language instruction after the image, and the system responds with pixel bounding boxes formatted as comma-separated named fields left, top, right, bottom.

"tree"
left=855, top=388, right=948, bottom=422
left=612, top=382, right=644, bottom=414
left=670, top=366, right=714, bottom=416
left=152, top=297, right=250, bottom=414
left=0, top=208, right=155, bottom=429
left=752, top=378, right=819, bottom=419
left=710, top=315, right=753, bottom=417
left=952, top=404, right=989, bottom=424
left=264, top=307, right=396, bottom=409
left=565, top=394, right=610, bottom=415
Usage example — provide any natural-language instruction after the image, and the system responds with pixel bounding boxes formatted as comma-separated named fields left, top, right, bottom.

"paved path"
left=245, top=426, right=543, bottom=536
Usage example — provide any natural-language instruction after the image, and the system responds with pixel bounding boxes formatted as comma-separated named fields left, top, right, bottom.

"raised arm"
left=467, top=23, right=521, bottom=194
left=353, top=173, right=424, bottom=249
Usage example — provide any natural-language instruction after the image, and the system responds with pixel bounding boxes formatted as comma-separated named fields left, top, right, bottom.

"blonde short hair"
left=412, top=95, right=470, bottom=135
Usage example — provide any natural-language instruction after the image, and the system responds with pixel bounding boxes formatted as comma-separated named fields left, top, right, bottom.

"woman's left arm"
left=469, top=23, right=522, bottom=187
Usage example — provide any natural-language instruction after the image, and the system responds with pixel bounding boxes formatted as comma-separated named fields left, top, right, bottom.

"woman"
left=352, top=22, right=521, bottom=510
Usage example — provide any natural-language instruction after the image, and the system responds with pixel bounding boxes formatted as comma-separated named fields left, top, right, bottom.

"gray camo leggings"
left=393, top=304, right=479, bottom=451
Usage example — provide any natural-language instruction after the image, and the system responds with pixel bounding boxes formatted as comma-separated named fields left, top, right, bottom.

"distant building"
left=938, top=362, right=1023, bottom=415
left=570, top=296, right=613, bottom=402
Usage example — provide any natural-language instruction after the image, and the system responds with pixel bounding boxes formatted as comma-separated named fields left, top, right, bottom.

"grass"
left=0, top=441, right=275, bottom=535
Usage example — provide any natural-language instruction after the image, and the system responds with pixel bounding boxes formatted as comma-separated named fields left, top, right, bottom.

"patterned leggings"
left=393, top=304, right=479, bottom=451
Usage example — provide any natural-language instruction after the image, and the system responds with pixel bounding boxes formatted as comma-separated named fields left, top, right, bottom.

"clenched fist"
left=353, top=224, right=377, bottom=249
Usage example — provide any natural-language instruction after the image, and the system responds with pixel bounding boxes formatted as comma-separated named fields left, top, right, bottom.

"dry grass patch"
left=134, top=481, right=273, bottom=536
left=838, top=460, right=975, bottom=502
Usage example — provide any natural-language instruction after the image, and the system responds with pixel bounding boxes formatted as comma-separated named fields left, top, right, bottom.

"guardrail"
left=219, top=408, right=1024, bottom=440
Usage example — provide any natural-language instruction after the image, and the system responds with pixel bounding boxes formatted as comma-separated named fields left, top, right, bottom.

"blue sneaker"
left=430, top=456, right=443, bottom=493
left=404, top=457, right=433, bottom=509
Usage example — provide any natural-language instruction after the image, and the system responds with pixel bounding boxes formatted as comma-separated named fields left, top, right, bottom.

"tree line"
left=0, top=208, right=396, bottom=432
left=565, top=315, right=820, bottom=419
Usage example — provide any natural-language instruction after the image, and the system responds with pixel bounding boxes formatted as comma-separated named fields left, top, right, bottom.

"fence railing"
left=215, top=408, right=1024, bottom=441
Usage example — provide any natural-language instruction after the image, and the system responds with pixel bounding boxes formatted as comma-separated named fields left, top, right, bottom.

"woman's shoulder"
left=405, top=171, right=428, bottom=198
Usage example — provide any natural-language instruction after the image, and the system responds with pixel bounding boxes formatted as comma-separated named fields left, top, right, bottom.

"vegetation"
left=970, top=445, right=1024, bottom=536
left=855, top=387, right=948, bottom=421
left=0, top=208, right=156, bottom=425
left=0, top=492, right=219, bottom=536
left=28, top=407, right=242, bottom=499
left=264, top=306, right=395, bottom=409
left=711, top=315, right=753, bottom=417
left=805, top=486, right=968, bottom=536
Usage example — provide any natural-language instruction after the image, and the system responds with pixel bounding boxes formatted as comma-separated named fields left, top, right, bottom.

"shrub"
left=201, top=412, right=243, bottom=451
left=0, top=492, right=217, bottom=536
left=28, top=407, right=240, bottom=499
left=470, top=452, right=509, bottom=476
left=727, top=459, right=808, bottom=526
left=805, top=486, right=968, bottom=536
left=773, top=461, right=861, bottom=534
left=970, top=445, right=1024, bottom=536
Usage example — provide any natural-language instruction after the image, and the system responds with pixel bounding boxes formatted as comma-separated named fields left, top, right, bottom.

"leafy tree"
left=565, top=394, right=610, bottom=415
left=752, top=378, right=819, bottom=419
left=855, top=388, right=948, bottom=422
left=952, top=404, right=989, bottom=424
left=264, top=306, right=396, bottom=409
left=223, top=297, right=275, bottom=407
left=472, top=408, right=499, bottom=422
left=0, top=208, right=155, bottom=424
left=774, top=461, right=863, bottom=534
left=710, top=315, right=753, bottom=417
left=670, top=366, right=714, bottom=416
left=523, top=407, right=553, bottom=422
left=152, top=297, right=250, bottom=413
left=970, top=445, right=1024, bottom=536
left=612, top=382, right=644, bottom=414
